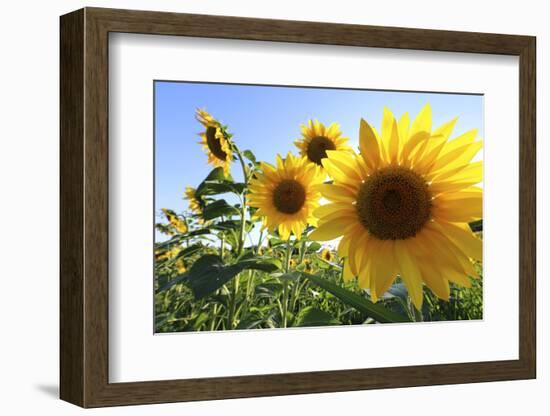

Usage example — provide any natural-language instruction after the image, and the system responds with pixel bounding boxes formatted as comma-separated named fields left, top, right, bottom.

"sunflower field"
left=155, top=104, right=483, bottom=332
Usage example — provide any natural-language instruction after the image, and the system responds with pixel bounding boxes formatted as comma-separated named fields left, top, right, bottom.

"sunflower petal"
left=309, top=217, right=351, bottom=241
left=438, top=221, right=483, bottom=261
left=318, top=183, right=356, bottom=202
left=313, top=202, right=355, bottom=219
left=359, top=118, right=381, bottom=170
left=370, top=241, right=398, bottom=300
left=388, top=117, right=400, bottom=164
left=430, top=139, right=482, bottom=174
left=342, top=259, right=355, bottom=282
left=325, top=150, right=363, bottom=181
left=410, top=104, right=432, bottom=138
left=432, top=192, right=482, bottom=222
left=418, top=261, right=451, bottom=300
left=395, top=240, right=424, bottom=310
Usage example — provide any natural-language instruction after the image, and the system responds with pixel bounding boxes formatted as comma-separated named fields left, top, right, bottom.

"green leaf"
left=237, top=257, right=282, bottom=273
left=294, top=306, right=340, bottom=327
left=202, top=199, right=240, bottom=220
left=242, top=149, right=257, bottom=164
left=236, top=314, right=264, bottom=329
left=211, top=220, right=240, bottom=231
left=192, top=312, right=209, bottom=330
left=155, top=229, right=210, bottom=250
left=300, top=272, right=410, bottom=323
left=155, top=235, right=184, bottom=250
left=195, top=181, right=245, bottom=198
left=174, top=244, right=203, bottom=260
left=203, top=167, right=231, bottom=182
left=187, top=255, right=281, bottom=299
left=186, top=229, right=212, bottom=238
left=307, top=242, right=322, bottom=252
left=271, top=271, right=301, bottom=281
left=254, top=282, right=283, bottom=297
left=158, top=272, right=188, bottom=293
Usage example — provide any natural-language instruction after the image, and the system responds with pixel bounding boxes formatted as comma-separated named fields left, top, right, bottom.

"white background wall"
left=0, top=0, right=545, bottom=414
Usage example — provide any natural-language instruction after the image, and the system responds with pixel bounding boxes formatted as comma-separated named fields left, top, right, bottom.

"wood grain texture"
left=59, top=8, right=84, bottom=406
left=59, top=7, right=537, bottom=408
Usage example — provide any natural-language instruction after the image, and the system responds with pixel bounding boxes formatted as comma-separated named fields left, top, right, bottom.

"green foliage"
left=185, top=254, right=281, bottom=299
left=301, top=273, right=411, bottom=323
left=294, top=307, right=340, bottom=327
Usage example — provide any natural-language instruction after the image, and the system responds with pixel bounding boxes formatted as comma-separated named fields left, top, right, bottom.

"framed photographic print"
left=60, top=7, right=536, bottom=408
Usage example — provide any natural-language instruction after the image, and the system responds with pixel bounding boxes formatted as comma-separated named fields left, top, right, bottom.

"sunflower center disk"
left=205, top=126, right=227, bottom=161
left=273, top=179, right=307, bottom=214
left=307, top=136, right=336, bottom=165
left=356, top=166, right=432, bottom=240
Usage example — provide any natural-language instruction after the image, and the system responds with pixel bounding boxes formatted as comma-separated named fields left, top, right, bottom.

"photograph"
left=153, top=81, right=484, bottom=332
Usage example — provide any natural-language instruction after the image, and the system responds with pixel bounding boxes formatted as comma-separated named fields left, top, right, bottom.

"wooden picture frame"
left=60, top=7, right=536, bottom=408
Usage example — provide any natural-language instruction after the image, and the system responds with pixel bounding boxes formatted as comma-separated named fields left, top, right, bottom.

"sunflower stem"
left=281, top=239, right=293, bottom=328
left=228, top=275, right=240, bottom=329
left=234, top=145, right=249, bottom=257
left=220, top=216, right=226, bottom=259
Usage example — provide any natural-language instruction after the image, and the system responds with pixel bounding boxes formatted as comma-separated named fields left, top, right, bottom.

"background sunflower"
left=248, top=152, right=325, bottom=240
left=184, top=186, right=205, bottom=222
left=294, top=119, right=352, bottom=166
left=196, top=108, right=233, bottom=176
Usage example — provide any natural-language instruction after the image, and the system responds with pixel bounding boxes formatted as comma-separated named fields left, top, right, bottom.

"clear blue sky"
left=154, top=81, right=483, bottom=241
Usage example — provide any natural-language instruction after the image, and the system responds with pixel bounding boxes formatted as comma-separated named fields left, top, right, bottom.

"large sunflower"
left=294, top=120, right=353, bottom=166
left=196, top=108, right=233, bottom=176
left=309, top=104, right=483, bottom=309
left=248, top=152, right=325, bottom=240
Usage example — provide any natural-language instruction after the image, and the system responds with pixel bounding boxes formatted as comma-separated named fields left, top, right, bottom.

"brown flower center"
left=307, top=136, right=336, bottom=165
left=273, top=179, right=306, bottom=214
left=356, top=166, right=432, bottom=240
left=206, top=126, right=227, bottom=161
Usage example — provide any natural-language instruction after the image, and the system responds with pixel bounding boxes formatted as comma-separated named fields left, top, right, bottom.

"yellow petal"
left=395, top=240, right=424, bottom=310
left=433, top=117, right=458, bottom=142
left=413, top=134, right=447, bottom=174
left=359, top=118, right=381, bottom=170
left=432, top=192, right=482, bottom=222
left=353, top=232, right=370, bottom=273
left=325, top=150, right=363, bottom=181
left=400, top=131, right=430, bottom=166
left=291, top=221, right=305, bottom=240
left=423, top=223, right=475, bottom=275
left=370, top=241, right=398, bottom=300
left=430, top=162, right=482, bottom=194
left=278, top=223, right=290, bottom=240
left=309, top=217, right=351, bottom=241
left=321, top=159, right=359, bottom=189
left=417, top=261, right=450, bottom=300
left=313, top=202, right=355, bottom=219
left=438, top=221, right=482, bottom=261
left=442, top=128, right=478, bottom=154
left=410, top=104, right=432, bottom=138
left=380, top=107, right=396, bottom=162
left=337, top=233, right=352, bottom=257
left=388, top=117, right=400, bottom=164
left=342, top=259, right=355, bottom=282
left=430, top=140, right=482, bottom=174
left=444, top=267, right=473, bottom=288
left=318, top=183, right=356, bottom=202
left=398, top=113, right=410, bottom=145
